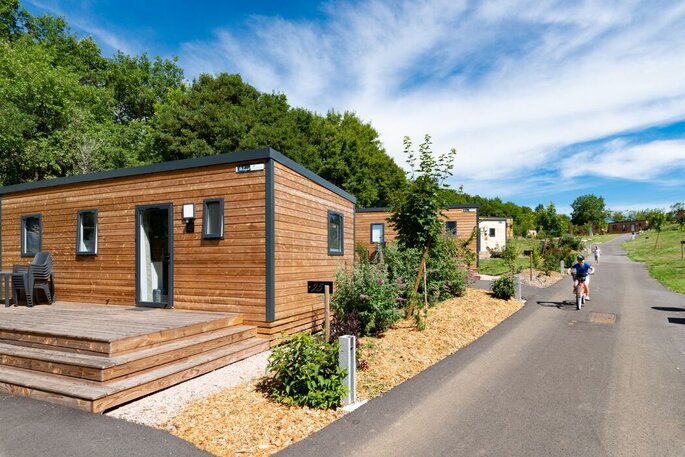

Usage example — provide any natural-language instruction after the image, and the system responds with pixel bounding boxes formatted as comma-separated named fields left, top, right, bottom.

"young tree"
left=389, top=135, right=456, bottom=318
left=571, top=194, right=609, bottom=233
left=646, top=209, right=667, bottom=248
left=670, top=202, right=685, bottom=231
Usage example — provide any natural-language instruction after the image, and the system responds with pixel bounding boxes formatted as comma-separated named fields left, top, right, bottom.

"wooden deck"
left=0, top=302, right=269, bottom=412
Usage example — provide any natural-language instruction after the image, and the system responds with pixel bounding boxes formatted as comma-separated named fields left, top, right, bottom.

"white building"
left=479, top=218, right=508, bottom=253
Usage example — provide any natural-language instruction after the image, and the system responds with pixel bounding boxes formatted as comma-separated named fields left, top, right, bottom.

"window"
left=370, top=223, right=384, bottom=244
left=445, top=221, right=457, bottom=237
left=76, top=210, right=98, bottom=255
left=489, top=228, right=496, bottom=237
left=328, top=211, right=344, bottom=256
left=203, top=198, right=224, bottom=239
left=21, top=214, right=42, bottom=257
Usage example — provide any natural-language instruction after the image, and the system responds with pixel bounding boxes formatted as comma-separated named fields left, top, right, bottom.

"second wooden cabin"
left=355, top=205, right=480, bottom=265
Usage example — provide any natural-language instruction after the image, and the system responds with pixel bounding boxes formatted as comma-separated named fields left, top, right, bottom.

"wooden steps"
left=0, top=303, right=269, bottom=412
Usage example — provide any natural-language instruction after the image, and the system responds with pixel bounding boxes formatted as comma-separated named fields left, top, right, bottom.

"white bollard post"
left=338, top=335, right=356, bottom=405
left=560, top=260, right=565, bottom=275
left=515, top=275, right=522, bottom=301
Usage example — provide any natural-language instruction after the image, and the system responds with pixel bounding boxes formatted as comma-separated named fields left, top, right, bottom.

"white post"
left=560, top=260, right=565, bottom=275
left=324, top=285, right=331, bottom=342
left=515, top=275, right=522, bottom=301
left=338, top=335, right=356, bottom=405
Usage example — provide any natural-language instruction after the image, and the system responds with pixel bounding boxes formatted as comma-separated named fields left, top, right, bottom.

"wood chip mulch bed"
left=167, top=288, right=523, bottom=457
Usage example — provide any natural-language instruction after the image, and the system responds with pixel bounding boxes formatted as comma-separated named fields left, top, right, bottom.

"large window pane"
left=445, top=221, right=457, bottom=237
left=77, top=210, right=98, bottom=255
left=328, top=211, right=343, bottom=255
left=371, top=223, right=384, bottom=244
left=21, top=215, right=41, bottom=256
left=203, top=198, right=224, bottom=239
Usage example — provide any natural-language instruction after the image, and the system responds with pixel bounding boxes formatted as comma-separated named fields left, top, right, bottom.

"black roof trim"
left=356, top=203, right=480, bottom=213
left=480, top=217, right=510, bottom=222
left=0, top=148, right=356, bottom=204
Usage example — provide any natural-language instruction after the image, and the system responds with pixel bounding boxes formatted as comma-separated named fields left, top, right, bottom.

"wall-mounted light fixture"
left=182, top=203, right=195, bottom=233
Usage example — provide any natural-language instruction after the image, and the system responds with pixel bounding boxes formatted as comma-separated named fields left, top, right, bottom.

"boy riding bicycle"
left=568, top=255, right=595, bottom=301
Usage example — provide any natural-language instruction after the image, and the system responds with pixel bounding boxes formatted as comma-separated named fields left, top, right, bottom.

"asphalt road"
left=0, top=392, right=211, bottom=457
left=279, top=235, right=685, bottom=457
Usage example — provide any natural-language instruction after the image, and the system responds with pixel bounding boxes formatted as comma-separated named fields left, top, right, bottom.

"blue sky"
left=24, top=0, right=685, bottom=214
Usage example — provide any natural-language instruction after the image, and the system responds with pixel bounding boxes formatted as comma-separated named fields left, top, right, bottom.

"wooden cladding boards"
left=272, top=162, right=354, bottom=332
left=1, top=162, right=267, bottom=319
left=355, top=208, right=479, bottom=254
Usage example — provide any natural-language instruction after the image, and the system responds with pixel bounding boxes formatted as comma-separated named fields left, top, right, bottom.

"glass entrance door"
left=136, top=204, right=173, bottom=307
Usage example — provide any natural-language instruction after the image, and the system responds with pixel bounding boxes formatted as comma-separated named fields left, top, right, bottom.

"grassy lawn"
left=478, top=257, right=531, bottom=276
left=580, top=233, right=622, bottom=244
left=622, top=225, right=685, bottom=294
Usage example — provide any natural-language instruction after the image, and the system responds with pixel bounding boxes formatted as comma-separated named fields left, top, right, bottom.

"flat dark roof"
left=0, top=148, right=356, bottom=203
left=356, top=204, right=480, bottom=213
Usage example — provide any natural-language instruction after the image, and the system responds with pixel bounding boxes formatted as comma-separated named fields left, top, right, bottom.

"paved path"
left=279, top=235, right=685, bottom=456
left=0, top=393, right=210, bottom=457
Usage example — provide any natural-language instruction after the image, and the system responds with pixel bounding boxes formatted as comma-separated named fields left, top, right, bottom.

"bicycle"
left=572, top=274, right=588, bottom=310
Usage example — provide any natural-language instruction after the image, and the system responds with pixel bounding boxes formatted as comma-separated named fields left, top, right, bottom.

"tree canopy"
left=0, top=1, right=405, bottom=207
left=570, top=194, right=609, bottom=228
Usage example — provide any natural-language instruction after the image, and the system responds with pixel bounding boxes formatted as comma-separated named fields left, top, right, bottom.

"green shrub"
left=560, top=233, right=584, bottom=250
left=332, top=262, right=403, bottom=336
left=265, top=333, right=347, bottom=409
left=425, top=233, right=467, bottom=300
left=491, top=276, right=517, bottom=300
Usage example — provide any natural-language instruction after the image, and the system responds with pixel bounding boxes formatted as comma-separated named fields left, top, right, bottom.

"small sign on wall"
left=236, top=163, right=265, bottom=173
left=308, top=281, right=334, bottom=294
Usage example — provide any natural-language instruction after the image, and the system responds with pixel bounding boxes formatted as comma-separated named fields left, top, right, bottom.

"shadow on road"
left=536, top=300, right=577, bottom=311
left=652, top=306, right=685, bottom=312
left=667, top=317, right=685, bottom=325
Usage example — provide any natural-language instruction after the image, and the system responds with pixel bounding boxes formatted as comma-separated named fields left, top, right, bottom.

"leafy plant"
left=491, top=276, right=517, bottom=300
left=332, top=263, right=402, bottom=336
left=264, top=333, right=347, bottom=409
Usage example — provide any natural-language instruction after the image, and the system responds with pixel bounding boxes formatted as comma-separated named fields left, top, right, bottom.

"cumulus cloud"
left=176, top=0, right=685, bottom=200
left=560, top=139, right=685, bottom=181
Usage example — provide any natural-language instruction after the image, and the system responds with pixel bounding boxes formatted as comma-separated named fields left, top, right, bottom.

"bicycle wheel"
left=576, top=290, right=582, bottom=310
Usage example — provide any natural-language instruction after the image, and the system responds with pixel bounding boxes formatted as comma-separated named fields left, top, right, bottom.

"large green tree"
left=570, top=194, right=609, bottom=229
left=150, top=73, right=405, bottom=206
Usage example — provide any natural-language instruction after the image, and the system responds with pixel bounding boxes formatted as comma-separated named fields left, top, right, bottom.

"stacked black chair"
left=12, top=252, right=55, bottom=307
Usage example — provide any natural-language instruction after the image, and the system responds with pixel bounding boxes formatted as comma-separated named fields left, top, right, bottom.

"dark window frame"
left=370, top=223, right=384, bottom=244
left=202, top=198, right=225, bottom=240
left=327, top=210, right=344, bottom=256
left=20, top=214, right=42, bottom=257
left=489, top=227, right=496, bottom=237
left=76, top=209, right=98, bottom=256
left=445, top=220, right=457, bottom=237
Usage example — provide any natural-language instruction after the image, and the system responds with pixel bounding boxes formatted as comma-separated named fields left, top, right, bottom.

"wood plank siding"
left=355, top=206, right=480, bottom=259
left=261, top=162, right=355, bottom=336
left=1, top=162, right=268, bottom=322
left=0, top=149, right=357, bottom=340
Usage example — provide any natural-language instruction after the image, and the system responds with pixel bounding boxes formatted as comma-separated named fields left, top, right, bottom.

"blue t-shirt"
left=570, top=262, right=591, bottom=278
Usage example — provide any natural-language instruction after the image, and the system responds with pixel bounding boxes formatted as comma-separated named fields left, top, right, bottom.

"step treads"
left=0, top=337, right=268, bottom=401
left=0, top=325, right=255, bottom=370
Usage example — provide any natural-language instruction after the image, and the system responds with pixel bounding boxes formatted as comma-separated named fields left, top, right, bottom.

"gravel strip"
left=106, top=350, right=271, bottom=427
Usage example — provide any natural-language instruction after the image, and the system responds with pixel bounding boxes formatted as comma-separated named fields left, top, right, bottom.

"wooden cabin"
left=355, top=205, right=480, bottom=265
left=0, top=148, right=354, bottom=336
left=607, top=220, right=648, bottom=234
left=0, top=148, right=355, bottom=412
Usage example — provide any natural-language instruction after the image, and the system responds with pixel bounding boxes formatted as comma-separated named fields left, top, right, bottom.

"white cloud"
left=26, top=0, right=141, bottom=55
left=560, top=139, right=685, bottom=180
left=176, top=1, right=685, bottom=200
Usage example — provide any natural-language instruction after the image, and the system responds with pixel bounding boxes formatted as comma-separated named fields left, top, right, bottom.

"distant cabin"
left=479, top=217, right=510, bottom=253
left=354, top=205, right=480, bottom=265
left=607, top=220, right=648, bottom=234
left=0, top=148, right=355, bottom=338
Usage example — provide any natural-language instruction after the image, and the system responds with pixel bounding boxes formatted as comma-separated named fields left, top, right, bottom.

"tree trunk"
left=406, top=245, right=430, bottom=319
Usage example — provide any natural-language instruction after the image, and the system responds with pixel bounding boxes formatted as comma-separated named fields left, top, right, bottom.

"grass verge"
left=622, top=225, right=685, bottom=293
